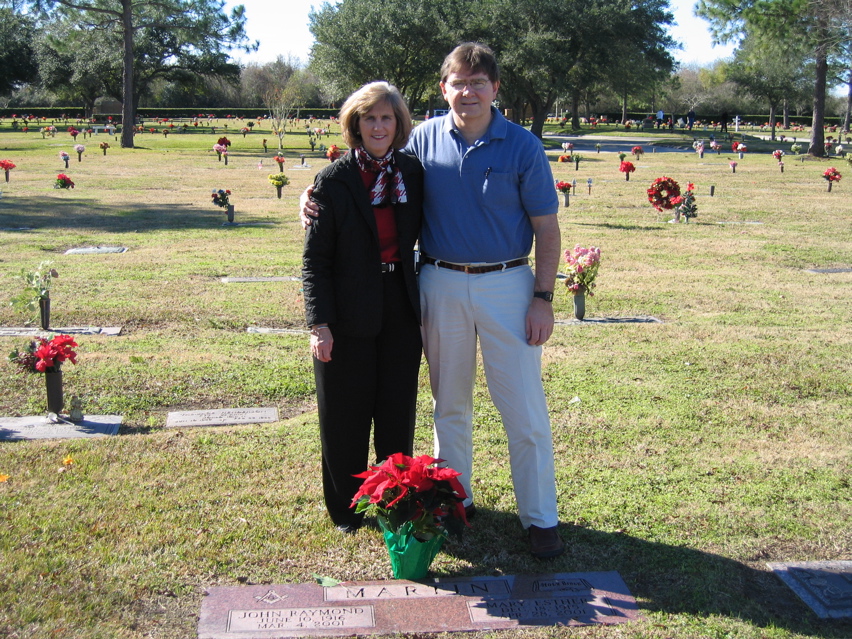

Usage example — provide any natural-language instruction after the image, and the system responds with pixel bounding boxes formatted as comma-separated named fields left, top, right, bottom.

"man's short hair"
left=339, top=81, right=412, bottom=151
left=441, top=42, right=500, bottom=83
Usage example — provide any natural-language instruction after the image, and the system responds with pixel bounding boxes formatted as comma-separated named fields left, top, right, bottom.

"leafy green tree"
left=697, top=0, right=846, bottom=155
left=308, top=0, right=457, bottom=108
left=0, top=6, right=38, bottom=95
left=30, top=0, right=255, bottom=147
left=728, top=34, right=811, bottom=139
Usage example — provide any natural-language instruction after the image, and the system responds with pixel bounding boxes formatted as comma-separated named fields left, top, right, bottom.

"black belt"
left=381, top=263, right=400, bottom=273
left=420, top=256, right=528, bottom=274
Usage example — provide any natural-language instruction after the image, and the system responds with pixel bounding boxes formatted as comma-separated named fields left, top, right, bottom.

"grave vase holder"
left=573, top=292, right=586, bottom=321
left=45, top=369, right=64, bottom=414
left=378, top=518, right=445, bottom=580
left=276, top=185, right=282, bottom=199
left=4, top=169, right=9, bottom=183
left=562, top=192, right=569, bottom=207
left=39, top=296, right=51, bottom=330
left=226, top=205, right=235, bottom=223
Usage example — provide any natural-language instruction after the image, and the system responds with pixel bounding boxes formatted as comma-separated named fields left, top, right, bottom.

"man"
left=656, top=109, right=664, bottom=129
left=302, top=43, right=564, bottom=558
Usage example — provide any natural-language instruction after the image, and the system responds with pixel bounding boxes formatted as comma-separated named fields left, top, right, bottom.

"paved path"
left=544, top=133, right=698, bottom=154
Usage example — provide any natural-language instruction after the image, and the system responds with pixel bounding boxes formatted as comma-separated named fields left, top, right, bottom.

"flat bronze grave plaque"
left=0, top=415, right=122, bottom=441
left=767, top=561, right=852, bottom=619
left=65, top=246, right=127, bottom=254
left=198, top=572, right=639, bottom=638
left=166, top=407, right=279, bottom=428
left=0, top=326, right=122, bottom=337
left=555, top=316, right=662, bottom=325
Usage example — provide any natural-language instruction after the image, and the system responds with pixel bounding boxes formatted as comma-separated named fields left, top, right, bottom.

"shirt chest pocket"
left=481, top=170, right=520, bottom=207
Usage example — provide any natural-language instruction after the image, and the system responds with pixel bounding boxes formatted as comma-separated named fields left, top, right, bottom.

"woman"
left=302, top=82, right=423, bottom=533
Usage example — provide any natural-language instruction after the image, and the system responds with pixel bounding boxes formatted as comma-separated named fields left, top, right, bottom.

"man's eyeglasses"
left=447, top=79, right=490, bottom=91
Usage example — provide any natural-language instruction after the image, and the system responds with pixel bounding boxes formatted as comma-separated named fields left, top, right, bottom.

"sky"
left=224, top=0, right=738, bottom=69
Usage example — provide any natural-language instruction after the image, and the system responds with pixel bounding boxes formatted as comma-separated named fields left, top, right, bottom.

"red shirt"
left=359, top=168, right=401, bottom=264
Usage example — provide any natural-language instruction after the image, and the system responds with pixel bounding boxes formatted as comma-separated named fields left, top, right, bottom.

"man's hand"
left=526, top=298, right=554, bottom=345
left=299, top=185, right=320, bottom=229
left=310, top=326, right=333, bottom=362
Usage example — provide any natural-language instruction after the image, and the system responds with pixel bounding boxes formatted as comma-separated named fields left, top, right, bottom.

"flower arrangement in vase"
left=213, top=143, right=227, bottom=161
left=0, top=159, right=15, bottom=183
left=268, top=173, right=290, bottom=199
left=8, top=334, right=78, bottom=414
left=274, top=152, right=286, bottom=171
left=823, top=167, right=842, bottom=191
left=55, top=173, right=75, bottom=189
left=59, top=151, right=70, bottom=168
left=619, top=160, right=636, bottom=180
left=352, top=453, right=468, bottom=579
left=326, top=145, right=342, bottom=162
left=563, top=244, right=601, bottom=320
left=670, top=182, right=698, bottom=223
left=9, top=261, right=59, bottom=329
left=710, top=140, right=721, bottom=154
left=632, top=145, right=644, bottom=160
left=555, top=180, right=571, bottom=206
left=74, top=144, right=85, bottom=161
left=99, top=141, right=110, bottom=156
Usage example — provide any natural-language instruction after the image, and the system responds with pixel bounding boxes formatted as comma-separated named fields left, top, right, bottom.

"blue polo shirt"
left=406, top=108, right=558, bottom=264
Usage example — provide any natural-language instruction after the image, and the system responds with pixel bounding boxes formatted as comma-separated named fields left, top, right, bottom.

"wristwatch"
left=533, top=291, right=554, bottom=302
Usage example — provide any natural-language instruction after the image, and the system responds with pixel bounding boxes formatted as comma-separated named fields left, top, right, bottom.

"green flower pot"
left=378, top=519, right=446, bottom=580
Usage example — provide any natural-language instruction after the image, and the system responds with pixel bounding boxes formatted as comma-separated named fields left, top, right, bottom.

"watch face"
left=534, top=291, right=554, bottom=302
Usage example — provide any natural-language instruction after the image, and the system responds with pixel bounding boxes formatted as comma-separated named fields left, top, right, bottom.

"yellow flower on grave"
left=0, top=474, right=9, bottom=482
left=62, top=455, right=74, bottom=466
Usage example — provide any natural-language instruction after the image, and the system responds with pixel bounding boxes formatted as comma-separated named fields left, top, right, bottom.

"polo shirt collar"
left=444, top=107, right=508, bottom=144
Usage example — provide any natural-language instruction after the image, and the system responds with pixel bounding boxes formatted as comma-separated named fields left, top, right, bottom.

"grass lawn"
left=0, top=119, right=850, bottom=639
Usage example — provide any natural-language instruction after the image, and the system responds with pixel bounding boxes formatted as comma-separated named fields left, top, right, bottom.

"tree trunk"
left=529, top=99, right=550, bottom=139
left=783, top=99, right=790, bottom=130
left=807, top=41, right=828, bottom=157
left=120, top=0, right=135, bottom=149
left=621, top=90, right=628, bottom=124
left=844, top=68, right=851, bottom=133
left=769, top=104, right=777, bottom=141
left=571, top=91, right=581, bottom=131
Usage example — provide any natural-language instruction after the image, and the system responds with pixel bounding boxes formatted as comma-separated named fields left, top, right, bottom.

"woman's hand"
left=300, top=185, right=320, bottom=229
left=310, top=325, right=333, bottom=362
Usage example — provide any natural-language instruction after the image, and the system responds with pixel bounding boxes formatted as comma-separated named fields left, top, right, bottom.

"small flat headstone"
left=0, top=227, right=34, bottom=232
left=0, top=326, right=122, bottom=337
left=555, top=316, right=662, bottom=325
left=767, top=561, right=852, bottom=619
left=65, top=246, right=127, bottom=254
left=221, top=277, right=302, bottom=283
left=247, top=327, right=307, bottom=334
left=805, top=267, right=852, bottom=274
left=198, top=572, right=639, bottom=638
left=716, top=221, right=764, bottom=225
left=166, top=407, right=279, bottom=428
left=0, top=415, right=122, bottom=441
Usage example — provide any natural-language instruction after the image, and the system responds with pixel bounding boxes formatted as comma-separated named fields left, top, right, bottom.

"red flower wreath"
left=647, top=176, right=681, bottom=211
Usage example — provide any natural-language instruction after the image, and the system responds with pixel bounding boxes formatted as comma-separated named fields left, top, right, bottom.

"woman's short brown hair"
left=440, top=42, right=500, bottom=83
left=339, top=82, right=412, bottom=151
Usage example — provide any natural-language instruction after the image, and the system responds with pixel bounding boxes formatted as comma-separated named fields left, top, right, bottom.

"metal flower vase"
left=39, top=296, right=51, bottom=330
left=45, top=369, right=64, bottom=414
left=573, top=292, right=586, bottom=320
left=226, top=205, right=235, bottom=223
left=378, top=518, right=446, bottom=580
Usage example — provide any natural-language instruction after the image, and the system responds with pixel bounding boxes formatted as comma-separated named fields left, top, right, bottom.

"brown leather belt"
left=420, top=256, right=529, bottom=274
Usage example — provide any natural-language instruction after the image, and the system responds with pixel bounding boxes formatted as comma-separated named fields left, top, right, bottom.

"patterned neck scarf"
left=354, top=146, right=407, bottom=206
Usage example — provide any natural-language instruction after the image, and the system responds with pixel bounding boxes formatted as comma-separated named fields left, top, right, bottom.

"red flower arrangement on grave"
left=351, top=452, right=468, bottom=539
left=558, top=155, right=572, bottom=163
left=619, top=161, right=636, bottom=180
left=55, top=173, right=75, bottom=189
left=0, top=159, right=16, bottom=171
left=555, top=180, right=572, bottom=193
left=211, top=189, right=231, bottom=208
left=326, top=144, right=342, bottom=161
left=8, top=334, right=78, bottom=374
left=647, top=176, right=681, bottom=211
left=632, top=145, right=644, bottom=159
left=772, top=150, right=784, bottom=161
left=823, top=167, right=842, bottom=182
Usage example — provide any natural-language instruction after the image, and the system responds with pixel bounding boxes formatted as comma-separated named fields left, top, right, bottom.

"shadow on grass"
left=0, top=197, right=246, bottom=232
left=442, top=509, right=851, bottom=637
left=569, top=221, right=666, bottom=232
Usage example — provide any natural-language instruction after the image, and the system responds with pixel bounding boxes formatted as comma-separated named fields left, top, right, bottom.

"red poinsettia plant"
left=55, top=173, right=75, bottom=189
left=352, top=453, right=469, bottom=540
left=8, top=335, right=78, bottom=374
left=0, top=159, right=16, bottom=171
left=555, top=180, right=572, bottom=193
left=619, top=161, right=636, bottom=180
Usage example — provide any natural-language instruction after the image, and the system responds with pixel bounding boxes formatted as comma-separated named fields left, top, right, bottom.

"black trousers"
left=313, top=270, right=422, bottom=527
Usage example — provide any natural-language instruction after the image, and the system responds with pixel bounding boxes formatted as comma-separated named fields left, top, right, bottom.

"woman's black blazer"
left=302, top=150, right=423, bottom=337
